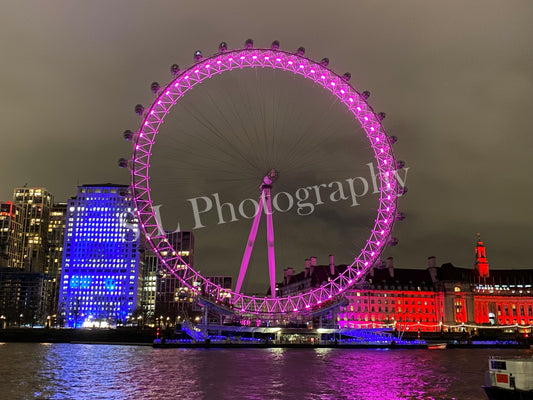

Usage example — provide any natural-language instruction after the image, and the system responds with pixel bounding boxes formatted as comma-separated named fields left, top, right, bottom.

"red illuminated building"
left=278, top=236, right=533, bottom=332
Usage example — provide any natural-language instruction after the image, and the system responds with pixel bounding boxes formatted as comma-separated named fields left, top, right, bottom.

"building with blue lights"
left=58, top=184, right=139, bottom=328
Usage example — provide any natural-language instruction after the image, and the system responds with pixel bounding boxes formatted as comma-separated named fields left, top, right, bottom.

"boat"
left=427, top=343, right=446, bottom=350
left=483, top=356, right=533, bottom=400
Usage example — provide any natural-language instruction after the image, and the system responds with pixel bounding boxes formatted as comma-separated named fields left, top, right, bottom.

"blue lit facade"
left=59, top=184, right=139, bottom=328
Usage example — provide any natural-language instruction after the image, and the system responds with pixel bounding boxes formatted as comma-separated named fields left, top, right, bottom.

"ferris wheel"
left=120, top=39, right=404, bottom=316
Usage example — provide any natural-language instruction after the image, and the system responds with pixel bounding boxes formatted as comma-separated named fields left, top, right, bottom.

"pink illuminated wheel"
left=126, top=40, right=402, bottom=315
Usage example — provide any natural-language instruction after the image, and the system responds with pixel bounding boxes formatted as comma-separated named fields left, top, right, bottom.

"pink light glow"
left=330, top=82, right=336, bottom=86
left=293, top=308, right=298, bottom=312
left=276, top=58, right=281, bottom=62
left=320, top=75, right=326, bottom=79
left=288, top=61, right=293, bottom=65
left=364, top=116, right=369, bottom=121
left=240, top=56, right=245, bottom=60
left=184, top=76, right=189, bottom=79
left=380, top=148, right=384, bottom=153
left=194, top=69, right=199, bottom=73
left=150, top=110, right=154, bottom=115
left=310, top=69, right=315, bottom=73
left=157, top=100, right=161, bottom=104
left=205, top=64, right=210, bottom=68
left=356, top=106, right=361, bottom=111
left=305, top=305, right=310, bottom=308
left=252, top=55, right=257, bottom=59
left=340, top=89, right=345, bottom=94
left=370, top=127, right=375, bottom=131
left=349, top=98, right=354, bottom=102
left=357, top=271, right=362, bottom=276
left=381, top=230, right=385, bottom=235
left=264, top=56, right=269, bottom=60
left=174, top=83, right=179, bottom=87
left=376, top=137, right=380, bottom=142
left=228, top=57, right=233, bottom=61
left=299, top=64, right=304, bottom=68
left=318, top=300, right=322, bottom=304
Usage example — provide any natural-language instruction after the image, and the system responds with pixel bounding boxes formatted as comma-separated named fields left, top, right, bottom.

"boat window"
left=491, top=360, right=507, bottom=370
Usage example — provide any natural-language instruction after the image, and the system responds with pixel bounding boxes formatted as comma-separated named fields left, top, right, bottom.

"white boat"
left=483, top=356, right=533, bottom=400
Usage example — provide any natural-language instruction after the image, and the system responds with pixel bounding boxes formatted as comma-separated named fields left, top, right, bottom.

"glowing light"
left=276, top=58, right=281, bottom=62
left=205, top=64, right=210, bottom=69
left=310, top=69, right=315, bottom=74
left=349, top=98, right=354, bottom=102
left=217, top=60, right=222, bottom=64
left=320, top=75, right=326, bottom=79
left=288, top=61, right=293, bottom=65
left=340, top=89, right=345, bottom=94
left=264, top=56, right=269, bottom=60
left=184, top=75, right=189, bottom=79
left=299, top=64, right=304, bottom=68
left=240, top=56, right=245, bottom=60
left=194, top=69, right=199, bottom=73
left=357, top=107, right=361, bottom=111
left=252, top=55, right=257, bottom=59
left=330, top=81, right=336, bottom=86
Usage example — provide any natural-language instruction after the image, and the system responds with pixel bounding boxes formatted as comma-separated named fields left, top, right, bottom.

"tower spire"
left=475, top=233, right=490, bottom=278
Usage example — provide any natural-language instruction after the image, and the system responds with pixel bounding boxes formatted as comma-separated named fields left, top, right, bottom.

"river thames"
left=1, top=343, right=531, bottom=400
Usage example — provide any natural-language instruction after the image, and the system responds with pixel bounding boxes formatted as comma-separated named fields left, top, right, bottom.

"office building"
left=58, top=184, right=140, bottom=328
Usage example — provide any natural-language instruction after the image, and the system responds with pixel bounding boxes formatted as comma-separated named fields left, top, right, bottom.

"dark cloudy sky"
left=2, top=1, right=532, bottom=289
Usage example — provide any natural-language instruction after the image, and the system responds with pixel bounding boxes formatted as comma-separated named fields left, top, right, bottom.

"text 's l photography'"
left=150, top=162, right=409, bottom=235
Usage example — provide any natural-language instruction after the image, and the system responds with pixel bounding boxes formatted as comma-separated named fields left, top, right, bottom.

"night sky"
left=2, top=1, right=532, bottom=291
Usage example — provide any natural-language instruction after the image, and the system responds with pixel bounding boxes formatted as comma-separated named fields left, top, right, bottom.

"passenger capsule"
left=134, top=104, right=144, bottom=115
left=271, top=40, right=280, bottom=50
left=170, top=64, right=180, bottom=76
left=297, top=47, right=305, bottom=56
left=123, top=130, right=134, bottom=141
left=245, top=39, right=253, bottom=49
left=388, top=135, right=397, bottom=144
left=320, top=57, right=329, bottom=67
left=150, top=82, right=160, bottom=93
left=342, top=72, right=351, bottom=81
left=361, top=91, right=371, bottom=100
left=377, top=112, right=386, bottom=121
left=388, top=237, right=399, bottom=246
left=395, top=160, right=406, bottom=170
left=218, top=42, right=228, bottom=52
left=398, top=187, right=408, bottom=196
left=193, top=50, right=203, bottom=61
left=396, top=212, right=405, bottom=221
left=118, top=158, right=129, bottom=168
